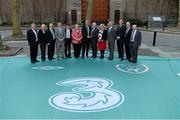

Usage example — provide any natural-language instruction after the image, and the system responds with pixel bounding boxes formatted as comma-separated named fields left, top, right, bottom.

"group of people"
left=27, top=19, right=142, bottom=64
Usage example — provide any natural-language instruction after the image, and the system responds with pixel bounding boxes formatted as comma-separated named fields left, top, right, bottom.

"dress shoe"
left=31, top=61, right=36, bottom=64
left=108, top=58, right=113, bottom=60
left=35, top=60, right=40, bottom=62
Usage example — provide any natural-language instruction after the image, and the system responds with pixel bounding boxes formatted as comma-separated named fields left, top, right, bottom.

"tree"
left=12, top=0, right=22, bottom=38
left=86, top=0, right=93, bottom=22
left=0, top=34, right=3, bottom=50
left=178, top=0, right=180, bottom=28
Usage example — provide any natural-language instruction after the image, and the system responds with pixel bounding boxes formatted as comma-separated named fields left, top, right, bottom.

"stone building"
left=0, top=0, right=178, bottom=25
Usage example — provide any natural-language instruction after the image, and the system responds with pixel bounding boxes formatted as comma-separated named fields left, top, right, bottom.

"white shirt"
left=126, top=27, right=130, bottom=34
left=66, top=29, right=71, bottom=39
left=131, top=30, right=137, bottom=42
left=32, top=29, right=38, bottom=41
left=108, top=27, right=112, bottom=33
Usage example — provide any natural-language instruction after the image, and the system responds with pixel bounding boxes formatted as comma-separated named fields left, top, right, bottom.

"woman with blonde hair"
left=98, top=24, right=107, bottom=59
left=71, top=24, right=83, bottom=58
left=38, top=24, right=48, bottom=61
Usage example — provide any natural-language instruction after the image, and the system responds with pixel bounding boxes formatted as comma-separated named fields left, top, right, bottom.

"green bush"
left=127, top=18, right=144, bottom=26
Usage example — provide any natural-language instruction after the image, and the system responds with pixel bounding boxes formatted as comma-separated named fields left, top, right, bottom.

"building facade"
left=66, top=0, right=178, bottom=25
left=0, top=0, right=178, bottom=25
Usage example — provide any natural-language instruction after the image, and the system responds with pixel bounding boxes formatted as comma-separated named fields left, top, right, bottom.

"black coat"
left=82, top=25, right=92, bottom=40
left=27, top=29, right=38, bottom=46
left=91, top=28, right=99, bottom=40
left=38, top=30, right=48, bottom=44
left=116, top=24, right=126, bottom=39
left=125, top=27, right=133, bottom=44
left=132, top=30, right=142, bottom=48
left=47, top=28, right=56, bottom=43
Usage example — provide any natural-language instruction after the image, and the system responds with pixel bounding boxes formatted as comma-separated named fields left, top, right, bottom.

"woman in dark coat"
left=38, top=24, right=48, bottom=61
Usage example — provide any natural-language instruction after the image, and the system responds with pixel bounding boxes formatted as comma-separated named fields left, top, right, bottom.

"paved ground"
left=0, top=27, right=180, bottom=119
left=0, top=55, right=180, bottom=119
left=0, top=26, right=180, bottom=58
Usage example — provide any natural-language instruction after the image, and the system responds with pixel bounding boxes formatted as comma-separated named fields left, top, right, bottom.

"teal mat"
left=0, top=56, right=180, bottom=119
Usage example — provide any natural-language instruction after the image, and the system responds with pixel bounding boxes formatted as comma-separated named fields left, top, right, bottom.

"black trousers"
left=117, top=39, right=125, bottom=59
left=100, top=50, right=105, bottom=58
left=82, top=38, right=91, bottom=57
left=125, top=41, right=131, bottom=60
left=130, top=42, right=138, bottom=62
left=65, top=38, right=71, bottom=58
left=73, top=43, right=82, bottom=58
left=40, top=43, right=46, bottom=61
left=91, top=38, right=98, bottom=58
left=48, top=41, right=55, bottom=60
left=30, top=44, right=38, bottom=62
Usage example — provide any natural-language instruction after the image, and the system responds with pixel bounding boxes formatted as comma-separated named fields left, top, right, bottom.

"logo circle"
left=116, top=63, right=149, bottom=74
left=49, top=77, right=125, bottom=112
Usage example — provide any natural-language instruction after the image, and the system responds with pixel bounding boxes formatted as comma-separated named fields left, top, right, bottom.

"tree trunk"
left=0, top=34, right=3, bottom=50
left=177, top=0, right=180, bottom=28
left=86, top=0, right=93, bottom=22
left=12, top=0, right=22, bottom=38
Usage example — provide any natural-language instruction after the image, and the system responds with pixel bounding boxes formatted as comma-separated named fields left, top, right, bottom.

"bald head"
left=108, top=21, right=113, bottom=28
left=119, top=19, right=123, bottom=25
left=92, top=22, right=97, bottom=28
left=49, top=23, right=54, bottom=29
left=126, top=22, right=131, bottom=28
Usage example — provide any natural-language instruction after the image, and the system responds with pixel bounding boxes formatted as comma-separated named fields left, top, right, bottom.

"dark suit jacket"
left=38, top=30, right=48, bottom=44
left=133, top=30, right=142, bottom=48
left=91, top=27, right=99, bottom=40
left=65, top=28, right=72, bottom=39
left=107, top=27, right=117, bottom=43
left=27, top=29, right=38, bottom=46
left=47, top=28, right=56, bottom=43
left=125, top=27, right=133, bottom=44
left=82, top=25, right=92, bottom=40
left=116, top=24, right=126, bottom=39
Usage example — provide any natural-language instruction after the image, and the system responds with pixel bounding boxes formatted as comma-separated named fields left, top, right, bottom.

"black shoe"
left=108, top=58, right=113, bottom=60
left=100, top=56, right=104, bottom=59
left=120, top=58, right=124, bottom=61
left=35, top=60, right=40, bottom=62
left=31, top=61, right=36, bottom=64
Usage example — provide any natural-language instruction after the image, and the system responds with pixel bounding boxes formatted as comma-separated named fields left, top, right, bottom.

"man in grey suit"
left=55, top=22, right=65, bottom=59
left=107, top=21, right=117, bottom=60
left=129, top=24, right=142, bottom=63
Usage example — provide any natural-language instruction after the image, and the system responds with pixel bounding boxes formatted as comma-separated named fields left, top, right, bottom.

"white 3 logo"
left=49, top=77, right=125, bottom=112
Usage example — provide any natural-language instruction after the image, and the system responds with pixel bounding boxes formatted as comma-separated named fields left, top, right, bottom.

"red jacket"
left=71, top=29, right=83, bottom=44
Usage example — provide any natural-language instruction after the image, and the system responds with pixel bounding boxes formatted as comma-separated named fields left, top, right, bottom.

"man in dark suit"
left=107, top=21, right=117, bottom=60
left=64, top=25, right=72, bottom=58
left=125, top=21, right=133, bottom=60
left=90, top=22, right=99, bottom=58
left=47, top=23, right=56, bottom=60
left=130, top=24, right=142, bottom=63
left=116, top=19, right=126, bottom=60
left=82, top=19, right=92, bottom=58
left=27, top=23, right=39, bottom=64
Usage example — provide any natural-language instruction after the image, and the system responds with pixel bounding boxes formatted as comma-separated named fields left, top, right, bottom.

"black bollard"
left=153, top=32, right=157, bottom=46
